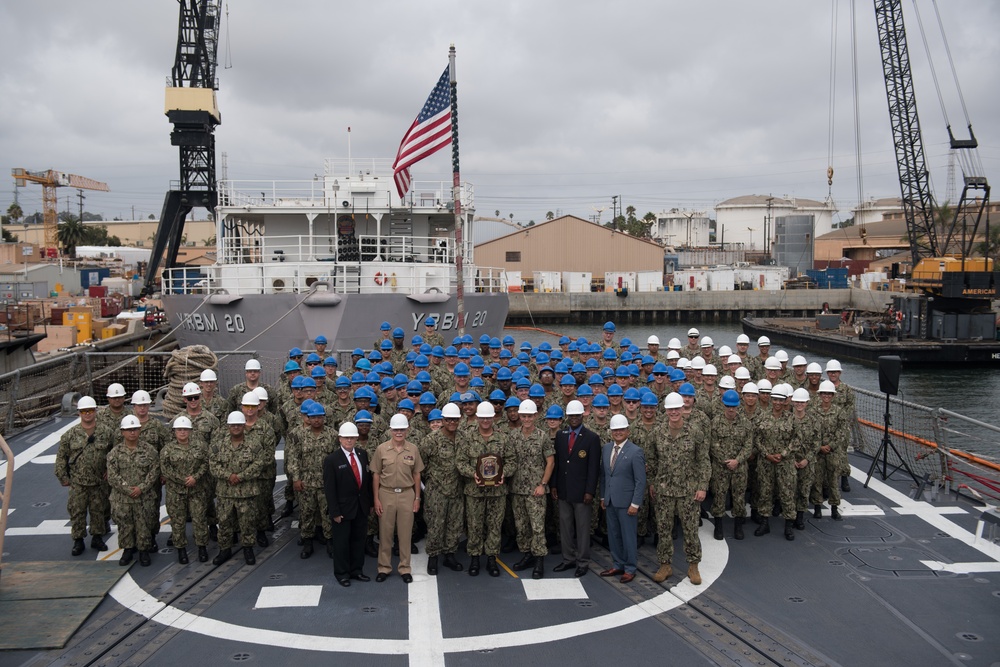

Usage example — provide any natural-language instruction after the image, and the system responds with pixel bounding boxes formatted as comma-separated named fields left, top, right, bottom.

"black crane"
left=143, top=0, right=222, bottom=297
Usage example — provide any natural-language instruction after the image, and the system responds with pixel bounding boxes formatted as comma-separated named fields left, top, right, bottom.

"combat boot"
left=784, top=519, right=795, bottom=541
left=840, top=476, right=851, bottom=493
left=300, top=539, right=313, bottom=559
left=443, top=553, right=463, bottom=572
left=177, top=548, right=189, bottom=564
left=713, top=517, right=724, bottom=541
left=468, top=555, right=480, bottom=576
left=794, top=511, right=805, bottom=530
left=90, top=535, right=108, bottom=551
left=119, top=548, right=135, bottom=566
left=734, top=517, right=745, bottom=540
left=486, top=555, right=500, bottom=577
left=198, top=546, right=209, bottom=562
left=751, top=508, right=762, bottom=525
left=813, top=504, right=822, bottom=519
left=754, top=517, right=770, bottom=536
left=256, top=530, right=269, bottom=548
left=427, top=556, right=438, bottom=575
left=72, top=538, right=85, bottom=556
left=687, top=563, right=702, bottom=585
left=243, top=546, right=256, bottom=565
left=512, top=554, right=535, bottom=571
left=212, top=548, right=232, bottom=565
left=280, top=501, right=295, bottom=518
left=532, top=556, right=544, bottom=580
left=652, top=563, right=672, bottom=583
left=139, top=550, right=151, bottom=566
left=364, top=536, right=378, bottom=557
left=831, top=505, right=842, bottom=521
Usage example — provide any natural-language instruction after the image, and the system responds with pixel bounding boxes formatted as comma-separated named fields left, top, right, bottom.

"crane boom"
left=11, top=168, right=110, bottom=254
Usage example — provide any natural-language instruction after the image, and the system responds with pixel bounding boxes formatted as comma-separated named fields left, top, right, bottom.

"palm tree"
left=57, top=217, right=87, bottom=258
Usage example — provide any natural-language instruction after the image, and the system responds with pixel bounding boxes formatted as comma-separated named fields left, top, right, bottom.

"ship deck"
left=2, top=415, right=999, bottom=667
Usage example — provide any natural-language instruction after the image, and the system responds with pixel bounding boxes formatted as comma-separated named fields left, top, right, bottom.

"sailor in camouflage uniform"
left=418, top=402, right=467, bottom=575
left=788, top=388, right=819, bottom=533
left=708, top=390, right=754, bottom=540
left=55, top=396, right=111, bottom=555
left=825, top=359, right=856, bottom=493
left=160, top=415, right=212, bottom=564
left=630, top=393, right=662, bottom=545
left=811, top=380, right=851, bottom=520
left=198, top=369, right=229, bottom=422
left=107, top=415, right=160, bottom=566
left=753, top=385, right=797, bottom=540
left=648, top=392, right=710, bottom=586
left=210, top=411, right=267, bottom=565
left=508, top=400, right=555, bottom=579
left=422, top=317, right=445, bottom=349
left=285, top=402, right=337, bottom=558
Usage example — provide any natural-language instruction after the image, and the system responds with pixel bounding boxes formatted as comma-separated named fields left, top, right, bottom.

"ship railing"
left=218, top=177, right=474, bottom=210
left=0, top=432, right=12, bottom=581
left=216, top=234, right=467, bottom=266
left=851, top=386, right=1000, bottom=502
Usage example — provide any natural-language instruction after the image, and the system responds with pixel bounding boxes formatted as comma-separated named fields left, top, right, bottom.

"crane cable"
left=826, top=0, right=839, bottom=197
left=849, top=0, right=867, bottom=244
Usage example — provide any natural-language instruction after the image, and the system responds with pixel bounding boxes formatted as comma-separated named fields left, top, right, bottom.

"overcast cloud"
left=2, top=0, right=997, bottom=232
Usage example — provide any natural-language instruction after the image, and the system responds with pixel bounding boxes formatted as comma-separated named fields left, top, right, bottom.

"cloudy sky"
left=2, top=0, right=997, bottom=234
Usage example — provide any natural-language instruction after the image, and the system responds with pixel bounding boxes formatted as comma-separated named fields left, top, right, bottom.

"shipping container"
left=674, top=269, right=709, bottom=291
left=604, top=272, right=636, bottom=293
left=532, top=271, right=562, bottom=292
left=561, top=271, right=592, bottom=293
left=707, top=268, right=735, bottom=291
left=636, top=271, right=663, bottom=292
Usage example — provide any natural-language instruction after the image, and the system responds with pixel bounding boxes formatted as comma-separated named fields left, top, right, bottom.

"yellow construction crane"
left=11, top=168, right=110, bottom=255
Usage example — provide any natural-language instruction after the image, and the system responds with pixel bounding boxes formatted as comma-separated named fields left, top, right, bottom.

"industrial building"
left=714, top=194, right=837, bottom=250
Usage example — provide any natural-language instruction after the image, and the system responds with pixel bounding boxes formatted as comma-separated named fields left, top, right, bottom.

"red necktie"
left=568, top=431, right=577, bottom=455
left=350, top=451, right=362, bottom=488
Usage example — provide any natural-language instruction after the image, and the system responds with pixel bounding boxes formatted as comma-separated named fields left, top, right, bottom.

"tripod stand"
left=864, top=391, right=922, bottom=488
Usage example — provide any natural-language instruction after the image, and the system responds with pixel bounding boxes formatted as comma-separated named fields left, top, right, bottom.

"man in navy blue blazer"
left=324, top=421, right=374, bottom=587
left=599, top=414, right=647, bottom=583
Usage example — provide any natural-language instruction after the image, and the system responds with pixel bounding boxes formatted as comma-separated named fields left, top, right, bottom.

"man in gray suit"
left=599, top=414, right=646, bottom=583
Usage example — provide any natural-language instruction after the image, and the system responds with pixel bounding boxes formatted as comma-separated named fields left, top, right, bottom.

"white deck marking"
left=5, top=519, right=72, bottom=536
left=254, top=585, right=322, bottom=609
left=29, top=455, right=57, bottom=465
left=918, top=560, right=1000, bottom=574
left=407, top=552, right=446, bottom=666
left=521, top=579, right=588, bottom=601
left=837, top=498, right=885, bottom=516
left=0, top=419, right=77, bottom=477
left=274, top=450, right=284, bottom=460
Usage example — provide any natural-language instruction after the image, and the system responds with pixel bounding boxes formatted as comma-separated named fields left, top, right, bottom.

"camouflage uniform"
left=54, top=424, right=112, bottom=540
left=203, top=394, right=229, bottom=422
left=160, top=438, right=211, bottom=549
left=629, top=419, right=661, bottom=538
left=106, top=442, right=160, bottom=552
left=789, top=413, right=819, bottom=512
left=423, top=331, right=445, bottom=349
left=285, top=426, right=337, bottom=541
left=708, top=411, right=754, bottom=518
left=754, top=411, right=796, bottom=520
left=832, top=383, right=856, bottom=477
left=456, top=428, right=515, bottom=556
left=648, top=421, right=710, bottom=564
left=507, top=427, right=554, bottom=557
left=810, top=404, right=851, bottom=508
left=695, top=388, right=720, bottom=421
left=209, top=430, right=267, bottom=548
left=227, top=382, right=276, bottom=414
left=248, top=414, right=280, bottom=527
left=418, top=429, right=466, bottom=558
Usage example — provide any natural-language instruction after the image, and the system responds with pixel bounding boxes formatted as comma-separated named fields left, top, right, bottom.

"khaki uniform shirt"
left=370, top=440, right=424, bottom=491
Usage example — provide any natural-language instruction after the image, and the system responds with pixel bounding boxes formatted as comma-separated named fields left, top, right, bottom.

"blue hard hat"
left=355, top=410, right=373, bottom=423
left=519, top=342, right=532, bottom=351
left=539, top=341, right=552, bottom=352
left=428, top=409, right=443, bottom=421
left=607, top=384, right=624, bottom=397
left=454, top=362, right=470, bottom=377
left=470, top=377, right=485, bottom=388
left=603, top=348, right=618, bottom=360
left=291, top=376, right=306, bottom=389
left=300, top=399, right=316, bottom=414
left=571, top=362, right=587, bottom=374
left=499, top=349, right=512, bottom=360
left=560, top=375, right=577, bottom=386
left=350, top=371, right=366, bottom=384
left=615, top=367, right=630, bottom=378
left=462, top=334, right=474, bottom=345
left=678, top=382, right=696, bottom=397
left=592, top=394, right=610, bottom=408
left=450, top=392, right=462, bottom=402
left=620, top=352, right=633, bottom=363
left=629, top=364, right=640, bottom=377
left=489, top=337, right=502, bottom=349
left=502, top=335, right=515, bottom=345
left=460, top=392, right=479, bottom=404
left=411, top=335, right=424, bottom=346
left=405, top=352, right=417, bottom=363
left=306, top=403, right=326, bottom=417
left=289, top=347, right=304, bottom=358
left=355, top=359, right=372, bottom=371
left=312, top=366, right=327, bottom=378
left=603, top=321, right=616, bottom=332
left=578, top=337, right=589, bottom=345
left=670, top=369, right=687, bottom=382
left=623, top=388, right=641, bottom=401
left=517, top=351, right=530, bottom=363
left=722, top=390, right=741, bottom=407
left=481, top=366, right=494, bottom=377
left=306, top=352, right=322, bottom=363
left=480, top=334, right=491, bottom=344
left=414, top=354, right=429, bottom=368
left=425, top=317, right=436, bottom=327
left=470, top=356, right=485, bottom=368
left=369, top=350, right=384, bottom=361
left=641, top=355, right=655, bottom=366
left=458, top=348, right=472, bottom=359
left=324, top=356, right=338, bottom=367
left=554, top=362, right=569, bottom=374
left=640, top=393, right=658, bottom=407
left=284, top=361, right=301, bottom=373
left=652, top=362, right=669, bottom=374
left=380, top=322, right=392, bottom=331
left=529, top=384, right=545, bottom=398
left=315, top=335, right=328, bottom=344
left=394, top=374, right=409, bottom=389
left=536, top=352, right=550, bottom=365
left=629, top=345, right=640, bottom=354
left=444, top=346, right=458, bottom=357
left=545, top=405, right=565, bottom=420
left=335, top=376, right=351, bottom=388
left=600, top=367, right=615, bottom=378
left=380, top=377, right=394, bottom=391
left=398, top=398, right=415, bottom=411
left=576, top=384, right=594, bottom=397
left=588, top=343, right=602, bottom=354
left=407, top=380, right=424, bottom=394
left=619, top=337, right=632, bottom=347
left=558, top=336, right=570, bottom=345
left=585, top=358, right=599, bottom=369
left=550, top=350, right=564, bottom=361
left=380, top=339, right=393, bottom=350
left=496, top=368, right=513, bottom=381
left=489, top=389, right=507, bottom=401
left=365, top=371, right=380, bottom=383
left=515, top=377, right=530, bottom=388
left=452, top=336, right=464, bottom=347
left=431, top=345, right=445, bottom=358
left=507, top=359, right=521, bottom=368
left=504, top=396, right=521, bottom=409
left=567, top=342, right=579, bottom=352
left=301, top=377, right=317, bottom=388
left=416, top=371, right=432, bottom=384
left=589, top=373, right=604, bottom=385
left=392, top=327, right=405, bottom=338
left=420, top=343, right=432, bottom=355
left=354, top=387, right=375, bottom=400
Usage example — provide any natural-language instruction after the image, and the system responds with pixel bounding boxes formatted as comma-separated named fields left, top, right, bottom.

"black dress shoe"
left=486, top=556, right=500, bottom=577
left=256, top=530, right=269, bottom=548
left=401, top=573, right=413, bottom=584
left=119, top=548, right=135, bottom=566
left=72, top=539, right=85, bottom=556
left=213, top=548, right=232, bottom=565
left=552, top=561, right=575, bottom=572
left=351, top=573, right=371, bottom=582
left=91, top=535, right=108, bottom=552
left=139, top=550, right=151, bottom=566
left=375, top=572, right=388, bottom=582
left=198, top=546, right=209, bottom=562
left=338, top=578, right=351, bottom=587
left=574, top=566, right=588, bottom=577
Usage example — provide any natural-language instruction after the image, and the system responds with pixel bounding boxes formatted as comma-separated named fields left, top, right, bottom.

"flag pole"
left=449, top=44, right=465, bottom=333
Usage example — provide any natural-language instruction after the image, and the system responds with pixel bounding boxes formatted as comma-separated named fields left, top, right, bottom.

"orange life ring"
left=374, top=272, right=385, bottom=286
left=896, top=311, right=903, bottom=322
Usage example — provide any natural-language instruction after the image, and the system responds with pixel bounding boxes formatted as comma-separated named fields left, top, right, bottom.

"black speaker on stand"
left=865, top=355, right=922, bottom=488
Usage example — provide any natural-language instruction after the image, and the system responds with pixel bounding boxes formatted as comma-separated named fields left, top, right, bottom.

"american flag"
left=392, top=67, right=453, bottom=198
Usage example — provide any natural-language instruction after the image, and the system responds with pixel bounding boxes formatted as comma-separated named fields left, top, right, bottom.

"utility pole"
left=77, top=189, right=85, bottom=224
left=611, top=195, right=618, bottom=229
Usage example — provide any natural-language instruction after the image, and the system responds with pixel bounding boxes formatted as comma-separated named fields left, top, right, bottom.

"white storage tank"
left=636, top=271, right=663, bottom=292
left=561, top=271, right=592, bottom=293
left=604, top=272, right=636, bottom=293
left=532, top=271, right=562, bottom=293
left=674, top=269, right=709, bottom=291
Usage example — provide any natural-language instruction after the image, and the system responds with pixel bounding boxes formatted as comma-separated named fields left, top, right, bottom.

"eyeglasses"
left=79, top=408, right=96, bottom=413
left=624, top=399, right=639, bottom=404
left=185, top=396, right=201, bottom=401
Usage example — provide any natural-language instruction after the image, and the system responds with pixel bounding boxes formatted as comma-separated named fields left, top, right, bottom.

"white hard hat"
left=687, top=328, right=700, bottom=337
left=609, top=414, right=629, bottom=430
left=826, top=359, right=843, bottom=372
left=566, top=400, right=585, bottom=416
left=390, top=413, right=410, bottom=429
left=241, top=392, right=260, bottom=406
left=736, top=334, right=750, bottom=345
left=771, top=384, right=789, bottom=399
left=121, top=415, right=141, bottom=429
left=719, top=376, right=736, bottom=389
left=518, top=399, right=537, bottom=415
left=719, top=345, right=732, bottom=357
left=339, top=422, right=360, bottom=438
left=702, top=364, right=718, bottom=376
left=742, top=382, right=759, bottom=395
left=245, top=359, right=262, bottom=371
left=791, top=388, right=811, bottom=403
left=663, top=392, right=684, bottom=409
left=774, top=350, right=789, bottom=363
left=131, top=390, right=151, bottom=405
left=819, top=380, right=837, bottom=394
left=727, top=354, right=742, bottom=365
left=666, top=350, right=680, bottom=360
left=806, top=362, right=823, bottom=375
left=253, top=386, right=269, bottom=401
left=667, top=337, right=682, bottom=350
left=172, top=415, right=193, bottom=429
left=757, top=336, right=771, bottom=346
left=792, top=355, right=808, bottom=367
left=690, top=357, right=706, bottom=370
left=757, top=379, right=773, bottom=393
left=475, top=402, right=496, bottom=419
left=182, top=382, right=202, bottom=397
left=77, top=396, right=97, bottom=410
left=647, top=335, right=660, bottom=346
left=227, top=411, right=246, bottom=425
left=735, top=367, right=751, bottom=380
left=700, top=336, right=714, bottom=347
left=200, top=369, right=218, bottom=382
left=441, top=402, right=462, bottom=419
left=764, top=358, right=782, bottom=371
left=677, top=358, right=691, bottom=369
left=106, top=383, right=126, bottom=398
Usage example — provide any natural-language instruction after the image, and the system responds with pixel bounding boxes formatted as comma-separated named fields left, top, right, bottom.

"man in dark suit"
left=599, top=414, right=647, bottom=583
left=551, top=400, right=601, bottom=577
left=324, top=421, right=374, bottom=587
